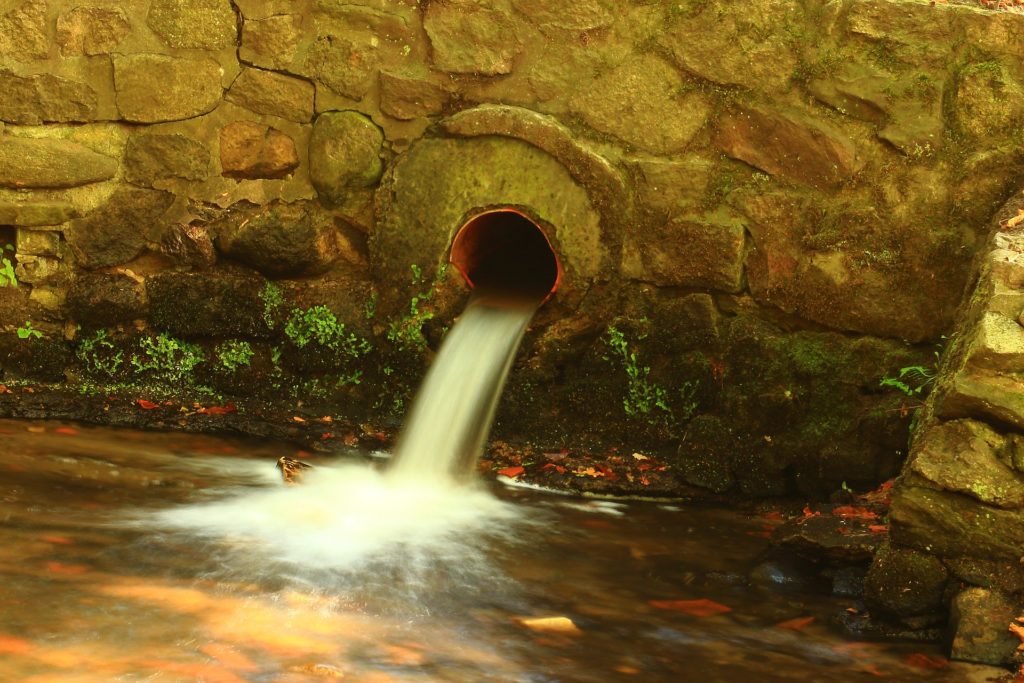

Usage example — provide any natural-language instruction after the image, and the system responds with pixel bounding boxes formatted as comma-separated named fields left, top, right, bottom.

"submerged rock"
left=948, top=587, right=1020, bottom=665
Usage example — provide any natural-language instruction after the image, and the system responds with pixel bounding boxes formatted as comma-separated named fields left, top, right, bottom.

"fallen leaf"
left=45, top=561, right=90, bottom=575
left=541, top=463, right=567, bottom=474
left=318, top=415, right=333, bottom=423
left=0, top=385, right=10, bottom=394
left=53, top=426, right=80, bottom=436
left=905, top=653, right=949, bottom=669
left=0, top=635, right=34, bottom=655
left=497, top=466, right=525, bottom=478
left=136, top=399, right=160, bottom=410
left=631, top=453, right=650, bottom=461
left=776, top=616, right=816, bottom=630
left=292, top=416, right=306, bottom=423
left=200, top=404, right=237, bottom=415
left=1010, top=619, right=1024, bottom=651
left=515, top=616, right=582, bottom=634
left=832, top=506, right=879, bottom=520
left=649, top=598, right=732, bottom=617
left=343, top=433, right=359, bottom=446
left=1001, top=208, right=1024, bottom=230
left=868, top=524, right=888, bottom=534
left=575, top=466, right=605, bottom=478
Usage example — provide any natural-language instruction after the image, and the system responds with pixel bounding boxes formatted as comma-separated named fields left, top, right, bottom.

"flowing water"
left=0, top=421, right=1005, bottom=682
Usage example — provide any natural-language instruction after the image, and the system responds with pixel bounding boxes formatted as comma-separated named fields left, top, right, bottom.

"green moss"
left=284, top=305, right=372, bottom=359
left=131, top=333, right=204, bottom=385
left=215, top=340, right=254, bottom=372
left=260, top=281, right=284, bottom=329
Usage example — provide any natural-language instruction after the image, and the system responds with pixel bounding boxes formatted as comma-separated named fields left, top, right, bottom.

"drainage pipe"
left=449, top=209, right=562, bottom=304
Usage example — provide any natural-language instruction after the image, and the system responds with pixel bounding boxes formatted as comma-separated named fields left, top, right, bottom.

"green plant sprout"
left=387, top=263, right=447, bottom=353
left=260, top=282, right=284, bottom=329
left=0, top=244, right=17, bottom=288
left=285, top=305, right=372, bottom=358
left=880, top=365, right=936, bottom=396
left=216, top=340, right=254, bottom=372
left=132, top=333, right=204, bottom=385
left=76, top=329, right=124, bottom=377
left=17, top=320, right=41, bottom=339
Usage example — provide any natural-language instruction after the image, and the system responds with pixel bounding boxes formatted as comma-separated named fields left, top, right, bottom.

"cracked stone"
left=0, top=71, right=98, bottom=125
left=0, top=138, right=117, bottom=189
left=225, top=68, right=315, bottom=123
left=113, top=54, right=224, bottom=123
left=56, top=6, right=131, bottom=55
left=423, top=0, right=520, bottom=75
left=219, top=121, right=300, bottom=180
left=147, top=0, right=238, bottom=49
left=125, top=133, right=211, bottom=186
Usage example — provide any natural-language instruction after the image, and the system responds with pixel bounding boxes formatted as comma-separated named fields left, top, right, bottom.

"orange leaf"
left=868, top=524, right=888, bottom=533
left=53, top=426, right=79, bottom=436
left=905, top=653, right=949, bottom=669
left=649, top=598, right=732, bottom=617
left=776, top=616, right=815, bottom=630
left=832, top=506, right=879, bottom=520
left=45, top=561, right=89, bottom=575
left=292, top=416, right=306, bottom=423
left=0, top=635, right=34, bottom=655
left=200, top=404, right=237, bottom=415
left=136, top=399, right=160, bottom=410
left=497, top=466, right=524, bottom=478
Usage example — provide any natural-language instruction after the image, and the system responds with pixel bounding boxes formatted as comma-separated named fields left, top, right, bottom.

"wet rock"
left=713, top=106, right=861, bottom=189
left=379, top=69, right=448, bottom=120
left=0, top=335, right=71, bottom=382
left=906, top=419, right=1024, bottom=510
left=511, top=0, right=611, bottom=31
left=125, top=134, right=210, bottom=186
left=0, top=0, right=48, bottom=61
left=946, top=557, right=1024, bottom=596
left=65, top=188, right=175, bottom=269
left=213, top=201, right=342, bottom=277
left=948, top=587, right=1020, bottom=665
left=66, top=274, right=147, bottom=328
left=240, top=14, right=302, bottom=71
left=308, top=112, right=383, bottom=203
left=846, top=0, right=954, bottom=54
left=0, top=203, right=77, bottom=227
left=225, top=68, right=315, bottom=123
left=0, top=71, right=99, bottom=125
left=749, top=556, right=826, bottom=593
left=940, top=372, right=1024, bottom=432
left=423, top=0, right=519, bottom=75
left=219, top=122, right=299, bottom=180
left=773, top=513, right=883, bottom=563
left=147, top=271, right=269, bottom=338
left=113, top=54, right=224, bottom=123
left=627, top=156, right=714, bottom=216
left=146, top=0, right=238, bottom=49
left=830, top=566, right=867, bottom=598
left=160, top=224, right=216, bottom=269
left=678, top=415, right=735, bottom=493
left=15, top=229, right=60, bottom=256
left=0, top=138, right=117, bottom=189
left=570, top=54, right=710, bottom=156
left=864, top=543, right=948, bottom=619
left=890, top=485, right=1024, bottom=561
left=954, top=63, right=1024, bottom=142
left=621, top=208, right=745, bottom=292
left=657, top=0, right=801, bottom=92
left=303, top=28, right=380, bottom=100
left=56, top=6, right=130, bottom=55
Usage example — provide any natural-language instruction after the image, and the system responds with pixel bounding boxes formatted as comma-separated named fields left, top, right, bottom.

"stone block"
left=65, top=187, right=175, bottom=269
left=626, top=156, right=714, bottom=215
left=621, top=209, right=745, bottom=292
left=939, top=371, right=1024, bottom=432
left=56, top=7, right=130, bottom=55
left=147, top=0, right=238, bottom=49
left=226, top=68, right=315, bottom=123
left=0, top=0, right=48, bottom=61
left=423, top=0, right=519, bottom=75
left=954, top=63, right=1024, bottom=142
left=864, top=543, right=948, bottom=618
left=0, top=138, right=117, bottom=189
left=124, top=134, right=211, bottom=186
left=948, top=588, right=1020, bottom=665
left=570, top=54, right=710, bottom=156
left=14, top=255, right=62, bottom=285
left=713, top=106, right=861, bottom=189
left=308, top=111, right=383, bottom=203
left=0, top=71, right=99, bottom=125
left=219, top=121, right=299, bottom=180
left=511, top=0, right=611, bottom=31
left=113, top=54, right=224, bottom=123
left=240, top=14, right=302, bottom=70
left=0, top=203, right=78, bottom=227
left=15, top=229, right=60, bottom=257
left=66, top=274, right=146, bottom=327
left=147, top=272, right=270, bottom=338
left=964, top=312, right=1024, bottom=375
left=379, top=70, right=448, bottom=120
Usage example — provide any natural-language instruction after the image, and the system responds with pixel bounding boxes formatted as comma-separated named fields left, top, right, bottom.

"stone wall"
left=0, top=0, right=1022, bottom=497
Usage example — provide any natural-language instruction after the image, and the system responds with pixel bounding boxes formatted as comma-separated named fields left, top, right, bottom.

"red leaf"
left=53, top=426, right=79, bottom=436
left=905, top=653, right=948, bottom=670
left=497, top=466, right=525, bottom=478
left=136, top=399, right=160, bottom=410
left=868, top=524, right=888, bottom=534
left=199, top=404, right=237, bottom=415
left=45, top=561, right=89, bottom=575
left=41, top=535, right=73, bottom=545
left=0, top=635, right=34, bottom=655
left=832, top=506, right=879, bottom=520
left=649, top=598, right=732, bottom=617
left=776, top=616, right=816, bottom=630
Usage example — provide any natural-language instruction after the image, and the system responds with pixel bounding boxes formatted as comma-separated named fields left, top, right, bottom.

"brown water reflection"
left=0, top=420, right=1005, bottom=682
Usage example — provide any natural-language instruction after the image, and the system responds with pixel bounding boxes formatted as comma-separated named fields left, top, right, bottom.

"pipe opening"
left=450, top=209, right=561, bottom=304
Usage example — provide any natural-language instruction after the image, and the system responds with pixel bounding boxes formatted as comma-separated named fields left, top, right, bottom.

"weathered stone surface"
left=225, top=68, right=314, bottom=123
left=303, top=26, right=380, bottom=100
left=954, top=63, right=1024, bottom=141
left=907, top=419, right=1024, bottom=510
left=940, top=371, right=1024, bottom=432
left=948, top=588, right=1020, bottom=665
left=621, top=209, right=745, bottom=292
left=0, top=0, right=48, bottom=61
left=113, top=54, right=224, bottom=123
left=213, top=201, right=342, bottom=277
left=147, top=272, right=269, bottom=338
left=657, top=0, right=801, bottom=92
left=713, top=106, right=861, bottom=189
left=0, top=71, right=98, bottom=124
left=963, top=312, right=1024, bottom=375
left=66, top=274, right=146, bottom=327
left=56, top=7, right=130, bottom=55
left=961, top=10, right=1024, bottom=61
left=890, top=485, right=1024, bottom=561
left=0, top=203, right=78, bottom=226
left=125, top=134, right=211, bottom=186
left=240, top=14, right=302, bottom=70
left=219, top=122, right=299, bottom=180
left=423, top=0, right=519, bottom=75
left=309, top=111, right=383, bottom=203
left=570, top=55, right=709, bottom=156
left=847, top=0, right=955, bottom=51
left=864, top=543, right=948, bottom=618
left=379, top=70, right=448, bottom=120
left=14, top=255, right=62, bottom=285
left=0, top=138, right=117, bottom=189
left=147, top=0, right=238, bottom=49
left=235, top=0, right=294, bottom=20
left=160, top=224, right=216, bottom=269
left=65, top=187, right=175, bottom=269
left=808, top=64, right=889, bottom=123
left=627, top=156, right=714, bottom=215
left=15, top=228, right=60, bottom=256
left=678, top=415, right=734, bottom=493
left=511, top=0, right=612, bottom=31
